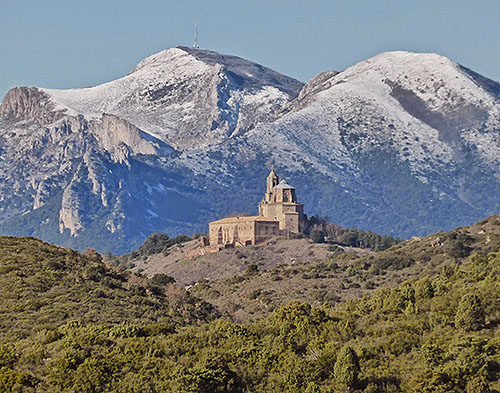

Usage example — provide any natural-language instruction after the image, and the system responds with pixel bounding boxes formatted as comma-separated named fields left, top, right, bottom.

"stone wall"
left=209, top=217, right=279, bottom=246
left=254, top=221, right=280, bottom=243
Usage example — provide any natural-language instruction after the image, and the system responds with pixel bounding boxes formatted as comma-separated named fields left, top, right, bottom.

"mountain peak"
left=176, top=46, right=304, bottom=96
left=17, top=46, right=303, bottom=150
left=129, top=46, right=303, bottom=97
left=286, top=50, right=499, bottom=122
left=339, top=50, right=457, bottom=79
left=130, top=47, right=208, bottom=76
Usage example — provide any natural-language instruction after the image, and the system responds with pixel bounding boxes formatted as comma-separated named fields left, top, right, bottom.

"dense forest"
left=1, top=216, right=500, bottom=392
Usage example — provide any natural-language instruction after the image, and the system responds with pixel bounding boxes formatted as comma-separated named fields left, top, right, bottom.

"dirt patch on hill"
left=131, top=237, right=369, bottom=287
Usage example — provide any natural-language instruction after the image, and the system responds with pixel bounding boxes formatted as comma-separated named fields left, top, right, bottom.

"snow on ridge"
left=329, top=51, right=498, bottom=113
left=42, top=48, right=212, bottom=120
left=251, top=50, right=500, bottom=180
left=242, top=51, right=499, bottom=179
left=40, top=46, right=300, bottom=123
left=178, top=46, right=304, bottom=97
left=38, top=47, right=301, bottom=148
left=130, top=47, right=206, bottom=75
left=36, top=48, right=500, bottom=172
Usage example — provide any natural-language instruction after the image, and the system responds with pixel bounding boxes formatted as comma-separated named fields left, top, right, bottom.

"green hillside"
left=0, top=236, right=216, bottom=344
left=2, top=217, right=500, bottom=392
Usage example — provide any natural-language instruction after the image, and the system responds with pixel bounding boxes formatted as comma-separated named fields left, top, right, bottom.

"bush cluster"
left=304, top=216, right=402, bottom=250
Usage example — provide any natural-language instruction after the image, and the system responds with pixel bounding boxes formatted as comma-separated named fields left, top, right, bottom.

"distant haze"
left=0, top=0, right=499, bottom=99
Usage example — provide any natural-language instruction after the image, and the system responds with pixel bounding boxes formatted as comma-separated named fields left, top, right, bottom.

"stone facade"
left=209, top=216, right=279, bottom=246
left=207, top=170, right=304, bottom=247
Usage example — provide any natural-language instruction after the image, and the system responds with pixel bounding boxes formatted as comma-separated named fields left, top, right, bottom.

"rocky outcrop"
left=91, top=114, right=161, bottom=162
left=33, top=180, right=52, bottom=210
left=59, top=168, right=85, bottom=236
left=0, top=87, right=65, bottom=125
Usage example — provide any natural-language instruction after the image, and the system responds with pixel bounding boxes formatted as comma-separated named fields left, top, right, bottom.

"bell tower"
left=265, top=169, right=278, bottom=202
left=259, top=169, right=304, bottom=234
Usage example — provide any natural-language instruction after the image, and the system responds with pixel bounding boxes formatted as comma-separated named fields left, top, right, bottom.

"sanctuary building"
left=208, top=170, right=304, bottom=247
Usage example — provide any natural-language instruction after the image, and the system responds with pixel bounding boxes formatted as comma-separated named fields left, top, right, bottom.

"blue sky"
left=0, top=0, right=498, bottom=98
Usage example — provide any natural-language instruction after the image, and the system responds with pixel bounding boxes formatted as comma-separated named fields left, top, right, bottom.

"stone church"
left=208, top=170, right=304, bottom=247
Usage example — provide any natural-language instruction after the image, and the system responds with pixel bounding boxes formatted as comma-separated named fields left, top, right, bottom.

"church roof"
left=209, top=216, right=279, bottom=225
left=274, top=179, right=295, bottom=189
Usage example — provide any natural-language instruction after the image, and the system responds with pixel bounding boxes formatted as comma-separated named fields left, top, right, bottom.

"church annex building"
left=208, top=170, right=304, bottom=247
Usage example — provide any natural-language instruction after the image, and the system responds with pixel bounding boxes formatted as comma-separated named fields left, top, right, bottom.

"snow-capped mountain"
left=187, top=51, right=500, bottom=237
left=0, top=47, right=499, bottom=253
left=244, top=51, right=499, bottom=173
left=40, top=46, right=303, bottom=150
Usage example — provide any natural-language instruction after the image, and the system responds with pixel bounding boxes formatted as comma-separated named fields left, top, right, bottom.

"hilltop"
left=193, top=214, right=500, bottom=321
left=107, top=215, right=500, bottom=322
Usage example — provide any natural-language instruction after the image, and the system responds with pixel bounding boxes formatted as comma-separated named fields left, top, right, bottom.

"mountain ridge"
left=37, top=46, right=303, bottom=149
left=0, top=47, right=499, bottom=253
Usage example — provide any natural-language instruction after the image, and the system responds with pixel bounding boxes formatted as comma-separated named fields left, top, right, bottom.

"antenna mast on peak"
left=193, top=22, right=199, bottom=48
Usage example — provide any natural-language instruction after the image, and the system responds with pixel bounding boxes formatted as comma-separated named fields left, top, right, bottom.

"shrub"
left=0, top=367, right=37, bottom=392
left=334, top=346, right=360, bottom=390
left=310, top=230, right=325, bottom=244
left=415, top=277, right=434, bottom=300
left=445, top=230, right=473, bottom=259
left=248, top=290, right=261, bottom=300
left=304, top=381, right=321, bottom=393
left=186, top=359, right=241, bottom=393
left=455, top=293, right=485, bottom=331
left=151, top=274, right=176, bottom=286
left=245, top=263, right=259, bottom=275
left=466, top=375, right=490, bottom=393
left=135, top=233, right=192, bottom=258
left=328, top=244, right=343, bottom=253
